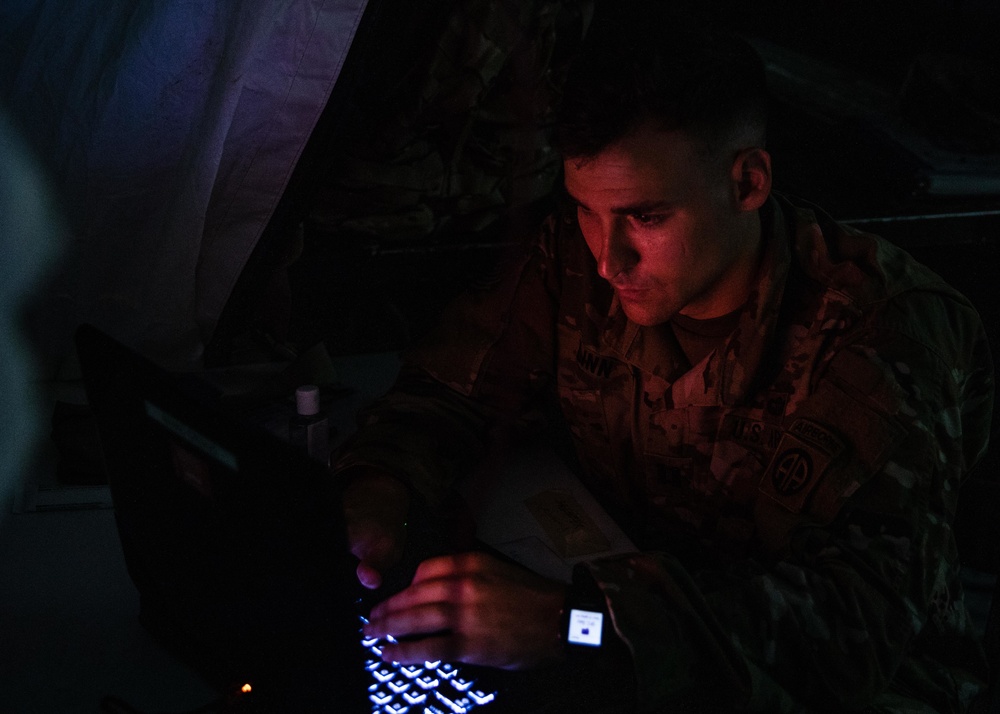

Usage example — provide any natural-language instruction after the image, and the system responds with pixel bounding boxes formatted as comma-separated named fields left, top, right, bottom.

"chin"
left=620, top=302, right=673, bottom=327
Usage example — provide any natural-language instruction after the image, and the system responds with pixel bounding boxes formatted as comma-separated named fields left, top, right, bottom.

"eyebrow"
left=564, top=190, right=673, bottom=216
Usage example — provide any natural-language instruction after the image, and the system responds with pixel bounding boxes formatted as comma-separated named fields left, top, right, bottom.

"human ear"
left=730, top=147, right=772, bottom=212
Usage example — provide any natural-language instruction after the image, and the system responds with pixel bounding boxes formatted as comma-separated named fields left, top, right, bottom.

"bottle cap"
left=295, top=385, right=321, bottom=416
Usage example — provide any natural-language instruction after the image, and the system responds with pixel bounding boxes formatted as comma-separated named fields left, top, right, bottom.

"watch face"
left=567, top=608, right=604, bottom=647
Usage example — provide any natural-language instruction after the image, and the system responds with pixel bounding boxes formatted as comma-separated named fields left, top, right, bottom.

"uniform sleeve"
left=585, top=290, right=994, bottom=712
left=333, top=217, right=564, bottom=506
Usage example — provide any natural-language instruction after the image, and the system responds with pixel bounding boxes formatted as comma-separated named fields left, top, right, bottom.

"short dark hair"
left=554, top=3, right=768, bottom=159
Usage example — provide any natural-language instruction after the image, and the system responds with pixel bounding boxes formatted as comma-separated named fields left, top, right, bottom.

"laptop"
left=75, top=324, right=508, bottom=713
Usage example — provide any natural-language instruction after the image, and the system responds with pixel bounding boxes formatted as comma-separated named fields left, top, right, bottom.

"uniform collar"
left=716, top=195, right=792, bottom=404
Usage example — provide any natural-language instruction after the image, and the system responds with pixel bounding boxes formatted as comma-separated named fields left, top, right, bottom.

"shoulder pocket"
left=755, top=352, right=908, bottom=551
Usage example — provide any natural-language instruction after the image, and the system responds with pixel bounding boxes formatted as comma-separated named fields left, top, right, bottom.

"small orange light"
left=241, top=683, right=252, bottom=694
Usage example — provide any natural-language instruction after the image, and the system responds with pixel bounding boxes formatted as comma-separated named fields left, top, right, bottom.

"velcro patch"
left=760, top=419, right=847, bottom=513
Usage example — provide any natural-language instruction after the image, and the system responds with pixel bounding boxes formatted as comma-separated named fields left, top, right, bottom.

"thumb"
left=349, top=519, right=405, bottom=588
left=356, top=560, right=384, bottom=590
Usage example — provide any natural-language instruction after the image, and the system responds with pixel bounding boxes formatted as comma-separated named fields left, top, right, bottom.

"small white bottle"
left=290, top=384, right=330, bottom=466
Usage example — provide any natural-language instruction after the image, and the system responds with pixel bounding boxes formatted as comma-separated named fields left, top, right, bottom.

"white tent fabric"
left=0, top=112, right=62, bottom=523
left=1, top=0, right=369, bottom=370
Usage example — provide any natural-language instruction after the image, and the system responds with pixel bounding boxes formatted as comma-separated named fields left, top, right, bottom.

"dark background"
left=210, top=0, right=1000, bottom=364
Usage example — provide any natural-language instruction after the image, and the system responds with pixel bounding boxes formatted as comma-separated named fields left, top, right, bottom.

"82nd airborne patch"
left=760, top=419, right=847, bottom=513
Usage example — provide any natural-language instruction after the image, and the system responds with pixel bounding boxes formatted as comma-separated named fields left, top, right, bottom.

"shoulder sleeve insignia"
left=760, top=419, right=846, bottom=513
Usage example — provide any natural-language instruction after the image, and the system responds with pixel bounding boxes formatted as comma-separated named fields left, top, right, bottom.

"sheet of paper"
left=460, top=445, right=636, bottom=582
left=523, top=489, right=611, bottom=558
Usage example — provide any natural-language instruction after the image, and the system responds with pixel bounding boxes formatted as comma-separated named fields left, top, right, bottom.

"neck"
left=681, top=211, right=763, bottom=320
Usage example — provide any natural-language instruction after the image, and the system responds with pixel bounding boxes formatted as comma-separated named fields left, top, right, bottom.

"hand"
left=342, top=469, right=410, bottom=589
left=363, top=551, right=567, bottom=670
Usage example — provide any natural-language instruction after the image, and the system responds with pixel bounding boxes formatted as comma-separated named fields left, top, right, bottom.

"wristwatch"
left=561, top=563, right=607, bottom=648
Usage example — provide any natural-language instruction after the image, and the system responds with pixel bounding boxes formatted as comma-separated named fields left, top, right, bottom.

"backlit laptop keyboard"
left=359, top=615, right=499, bottom=714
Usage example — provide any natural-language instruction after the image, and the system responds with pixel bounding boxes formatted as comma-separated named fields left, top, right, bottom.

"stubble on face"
left=564, top=125, right=762, bottom=327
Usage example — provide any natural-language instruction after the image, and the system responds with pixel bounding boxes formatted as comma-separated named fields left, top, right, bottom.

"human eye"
left=629, top=212, right=666, bottom=228
left=574, top=203, right=598, bottom=227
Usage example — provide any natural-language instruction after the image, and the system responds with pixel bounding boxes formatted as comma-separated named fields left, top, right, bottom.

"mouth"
left=613, top=285, right=649, bottom=303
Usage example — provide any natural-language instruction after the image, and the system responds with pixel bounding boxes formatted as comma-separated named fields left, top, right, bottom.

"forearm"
left=585, top=456, right=976, bottom=713
left=588, top=547, right=912, bottom=710
left=334, top=366, right=499, bottom=505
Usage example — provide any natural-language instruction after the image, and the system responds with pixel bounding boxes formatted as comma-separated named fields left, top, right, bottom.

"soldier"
left=335, top=3, right=994, bottom=712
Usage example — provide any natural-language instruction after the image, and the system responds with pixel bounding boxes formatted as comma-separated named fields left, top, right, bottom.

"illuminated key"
left=434, top=690, right=470, bottom=714
left=387, top=679, right=410, bottom=694
left=384, top=703, right=409, bottom=714
left=452, top=678, right=472, bottom=692
left=368, top=690, right=393, bottom=706
left=400, top=665, right=423, bottom=679
left=424, top=660, right=442, bottom=669
left=372, top=667, right=395, bottom=683
left=416, top=674, right=440, bottom=690
left=436, top=664, right=457, bottom=679
left=365, top=659, right=381, bottom=671
left=361, top=635, right=380, bottom=648
left=402, top=690, right=427, bottom=705
left=469, top=690, right=496, bottom=706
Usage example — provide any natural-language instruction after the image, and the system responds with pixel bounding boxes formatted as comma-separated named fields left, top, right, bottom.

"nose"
left=593, top=219, right=638, bottom=282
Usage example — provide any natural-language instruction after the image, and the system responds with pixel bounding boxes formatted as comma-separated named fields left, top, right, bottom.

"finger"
left=348, top=522, right=396, bottom=563
left=378, top=632, right=466, bottom=666
left=365, top=601, right=453, bottom=641
left=411, top=552, right=488, bottom=582
left=369, top=575, right=481, bottom=623
left=348, top=522, right=405, bottom=585
left=356, top=560, right=383, bottom=590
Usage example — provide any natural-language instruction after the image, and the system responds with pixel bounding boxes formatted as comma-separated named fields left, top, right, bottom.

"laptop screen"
left=76, top=324, right=507, bottom=713
left=76, top=324, right=369, bottom=710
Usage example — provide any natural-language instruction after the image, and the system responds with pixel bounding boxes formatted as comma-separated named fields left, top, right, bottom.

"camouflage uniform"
left=335, top=193, right=994, bottom=713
